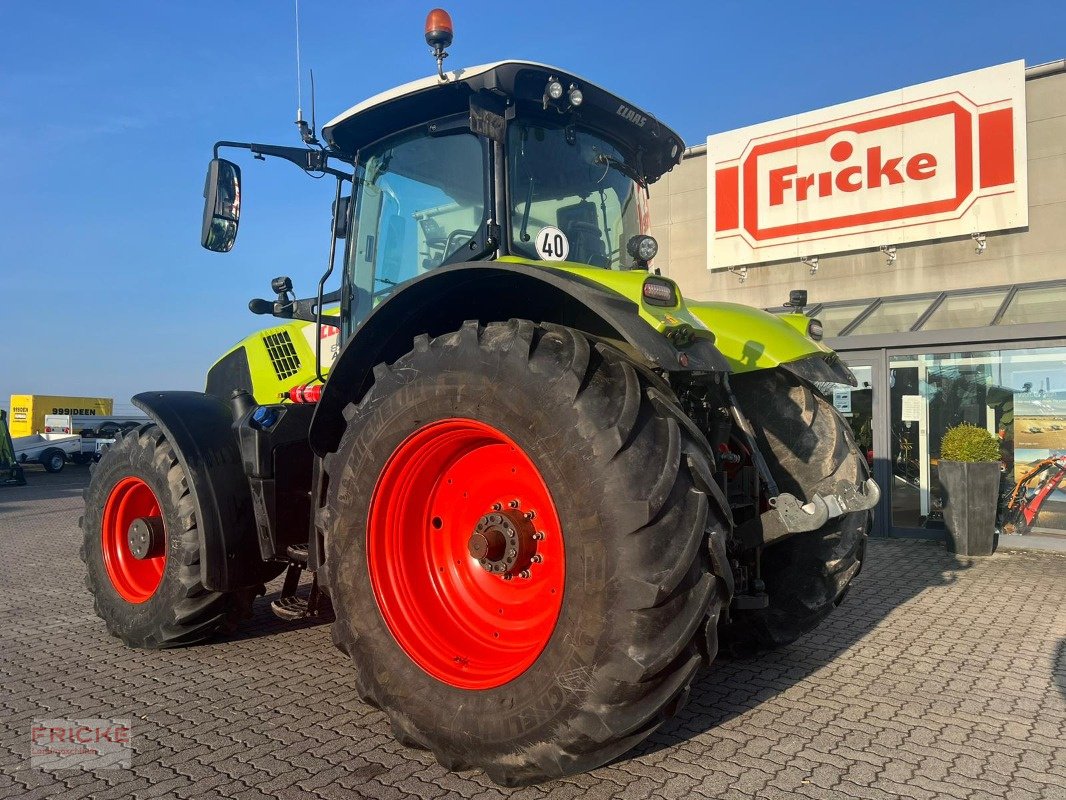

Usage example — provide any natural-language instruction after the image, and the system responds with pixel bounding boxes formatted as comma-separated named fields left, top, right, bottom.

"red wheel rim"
left=367, top=418, right=565, bottom=690
left=101, top=477, right=166, bottom=603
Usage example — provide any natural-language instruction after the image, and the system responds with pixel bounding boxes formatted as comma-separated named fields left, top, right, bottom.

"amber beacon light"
left=425, top=8, right=454, bottom=81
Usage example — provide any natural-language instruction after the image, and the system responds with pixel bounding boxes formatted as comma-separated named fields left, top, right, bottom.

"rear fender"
left=132, top=391, right=264, bottom=591
left=309, top=262, right=729, bottom=456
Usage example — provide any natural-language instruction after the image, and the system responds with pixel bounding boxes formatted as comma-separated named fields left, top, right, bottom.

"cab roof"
left=322, top=60, right=685, bottom=183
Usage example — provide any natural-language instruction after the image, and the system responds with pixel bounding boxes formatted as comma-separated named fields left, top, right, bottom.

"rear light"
left=642, top=277, right=677, bottom=307
left=45, top=426, right=51, bottom=433
left=807, top=319, right=824, bottom=341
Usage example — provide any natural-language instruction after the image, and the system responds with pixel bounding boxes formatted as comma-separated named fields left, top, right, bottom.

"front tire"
left=322, top=320, right=731, bottom=785
left=80, top=425, right=258, bottom=648
left=724, top=368, right=870, bottom=651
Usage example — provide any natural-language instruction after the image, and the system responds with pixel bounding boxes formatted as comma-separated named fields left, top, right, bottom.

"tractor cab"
left=202, top=55, right=684, bottom=344
left=323, top=60, right=683, bottom=329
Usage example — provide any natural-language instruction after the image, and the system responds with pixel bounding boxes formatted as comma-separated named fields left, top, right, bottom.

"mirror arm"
left=248, top=291, right=341, bottom=324
left=212, top=140, right=352, bottom=181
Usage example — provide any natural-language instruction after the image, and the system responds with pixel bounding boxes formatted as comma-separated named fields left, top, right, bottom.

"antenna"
left=309, top=69, right=318, bottom=142
left=293, top=0, right=319, bottom=145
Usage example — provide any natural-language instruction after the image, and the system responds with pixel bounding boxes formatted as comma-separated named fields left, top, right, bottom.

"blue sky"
left=1, top=1, right=1062, bottom=411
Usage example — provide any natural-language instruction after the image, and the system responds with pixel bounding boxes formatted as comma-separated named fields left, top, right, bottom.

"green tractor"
left=82, top=12, right=877, bottom=785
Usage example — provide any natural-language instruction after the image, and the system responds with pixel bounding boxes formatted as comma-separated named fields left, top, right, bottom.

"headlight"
left=627, top=234, right=658, bottom=264
left=568, top=85, right=583, bottom=106
left=807, top=319, right=824, bottom=341
left=546, top=78, right=564, bottom=100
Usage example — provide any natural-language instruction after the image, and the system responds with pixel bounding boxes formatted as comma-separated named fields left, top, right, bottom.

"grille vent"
left=263, top=330, right=301, bottom=380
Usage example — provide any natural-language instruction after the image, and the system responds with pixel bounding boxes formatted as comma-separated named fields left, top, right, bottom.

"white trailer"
left=13, top=414, right=129, bottom=473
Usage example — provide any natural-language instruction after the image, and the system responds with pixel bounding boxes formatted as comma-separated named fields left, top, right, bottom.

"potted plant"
left=938, top=423, right=1003, bottom=556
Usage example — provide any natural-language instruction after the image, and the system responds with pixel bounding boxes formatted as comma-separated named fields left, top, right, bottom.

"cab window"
left=347, top=128, right=487, bottom=324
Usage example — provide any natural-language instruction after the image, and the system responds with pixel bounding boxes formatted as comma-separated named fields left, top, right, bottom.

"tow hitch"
left=734, top=478, right=880, bottom=550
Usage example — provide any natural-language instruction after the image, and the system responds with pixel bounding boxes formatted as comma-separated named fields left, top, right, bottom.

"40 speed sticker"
left=535, top=226, right=569, bottom=261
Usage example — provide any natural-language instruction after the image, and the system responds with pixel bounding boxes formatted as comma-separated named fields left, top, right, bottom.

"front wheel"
left=723, top=368, right=871, bottom=651
left=80, top=425, right=258, bottom=648
left=322, top=320, right=731, bottom=785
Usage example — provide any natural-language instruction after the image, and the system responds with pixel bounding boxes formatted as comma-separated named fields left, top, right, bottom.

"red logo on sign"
left=714, top=101, right=1016, bottom=243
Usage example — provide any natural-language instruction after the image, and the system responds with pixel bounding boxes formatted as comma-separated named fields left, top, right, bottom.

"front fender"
left=132, top=391, right=265, bottom=591
left=687, top=300, right=834, bottom=374
left=309, top=262, right=729, bottom=456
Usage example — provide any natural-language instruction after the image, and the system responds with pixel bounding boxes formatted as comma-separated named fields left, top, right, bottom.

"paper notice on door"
left=832, top=389, right=852, bottom=415
left=901, top=394, right=922, bottom=422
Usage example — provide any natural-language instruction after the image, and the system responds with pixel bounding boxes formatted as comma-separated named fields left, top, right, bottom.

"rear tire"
left=321, top=320, right=731, bottom=785
left=81, top=424, right=258, bottom=648
left=724, top=368, right=870, bottom=651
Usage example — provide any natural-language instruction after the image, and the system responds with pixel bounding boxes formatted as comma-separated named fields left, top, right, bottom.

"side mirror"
left=201, top=158, right=241, bottom=252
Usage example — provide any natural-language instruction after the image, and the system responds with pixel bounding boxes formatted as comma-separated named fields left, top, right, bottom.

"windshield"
left=345, top=128, right=487, bottom=327
left=507, top=121, right=649, bottom=269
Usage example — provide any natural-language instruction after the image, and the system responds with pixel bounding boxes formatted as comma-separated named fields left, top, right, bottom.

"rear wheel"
left=81, top=425, right=259, bottom=648
left=724, top=368, right=870, bottom=651
left=322, top=320, right=730, bottom=785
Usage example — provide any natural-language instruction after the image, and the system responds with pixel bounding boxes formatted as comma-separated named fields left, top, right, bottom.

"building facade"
left=650, top=61, right=1066, bottom=544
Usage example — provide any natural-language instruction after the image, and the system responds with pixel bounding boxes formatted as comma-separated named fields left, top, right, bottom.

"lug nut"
left=524, top=510, right=536, bottom=520
left=519, top=570, right=531, bottom=579
left=492, top=503, right=502, bottom=511
left=531, top=554, right=543, bottom=563
left=509, top=499, right=520, bottom=509
left=532, top=532, right=544, bottom=540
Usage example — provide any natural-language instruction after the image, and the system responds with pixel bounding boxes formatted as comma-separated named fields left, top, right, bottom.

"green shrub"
left=940, top=423, right=1001, bottom=462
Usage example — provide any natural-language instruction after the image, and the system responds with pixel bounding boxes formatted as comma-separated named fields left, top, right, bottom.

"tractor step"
left=268, top=544, right=332, bottom=622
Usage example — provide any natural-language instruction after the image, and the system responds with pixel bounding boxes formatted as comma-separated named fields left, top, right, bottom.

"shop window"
left=918, top=290, right=1008, bottom=332
left=888, top=347, right=1066, bottom=539
left=816, top=302, right=874, bottom=337
left=997, top=284, right=1066, bottom=327
left=848, top=297, right=937, bottom=336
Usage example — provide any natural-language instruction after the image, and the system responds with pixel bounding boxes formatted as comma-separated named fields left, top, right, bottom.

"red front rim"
left=101, top=477, right=166, bottom=603
left=367, top=418, right=565, bottom=690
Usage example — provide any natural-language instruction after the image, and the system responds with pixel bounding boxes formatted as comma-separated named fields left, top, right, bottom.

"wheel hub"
left=468, top=509, right=538, bottom=576
left=367, top=418, right=565, bottom=689
left=127, top=516, right=165, bottom=560
left=101, top=476, right=167, bottom=604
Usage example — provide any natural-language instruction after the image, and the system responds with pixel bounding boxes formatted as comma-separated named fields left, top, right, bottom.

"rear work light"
left=642, top=277, right=678, bottom=307
left=807, top=319, right=824, bottom=340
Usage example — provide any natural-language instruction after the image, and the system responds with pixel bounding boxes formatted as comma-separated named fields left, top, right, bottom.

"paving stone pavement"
left=1, top=465, right=1064, bottom=800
